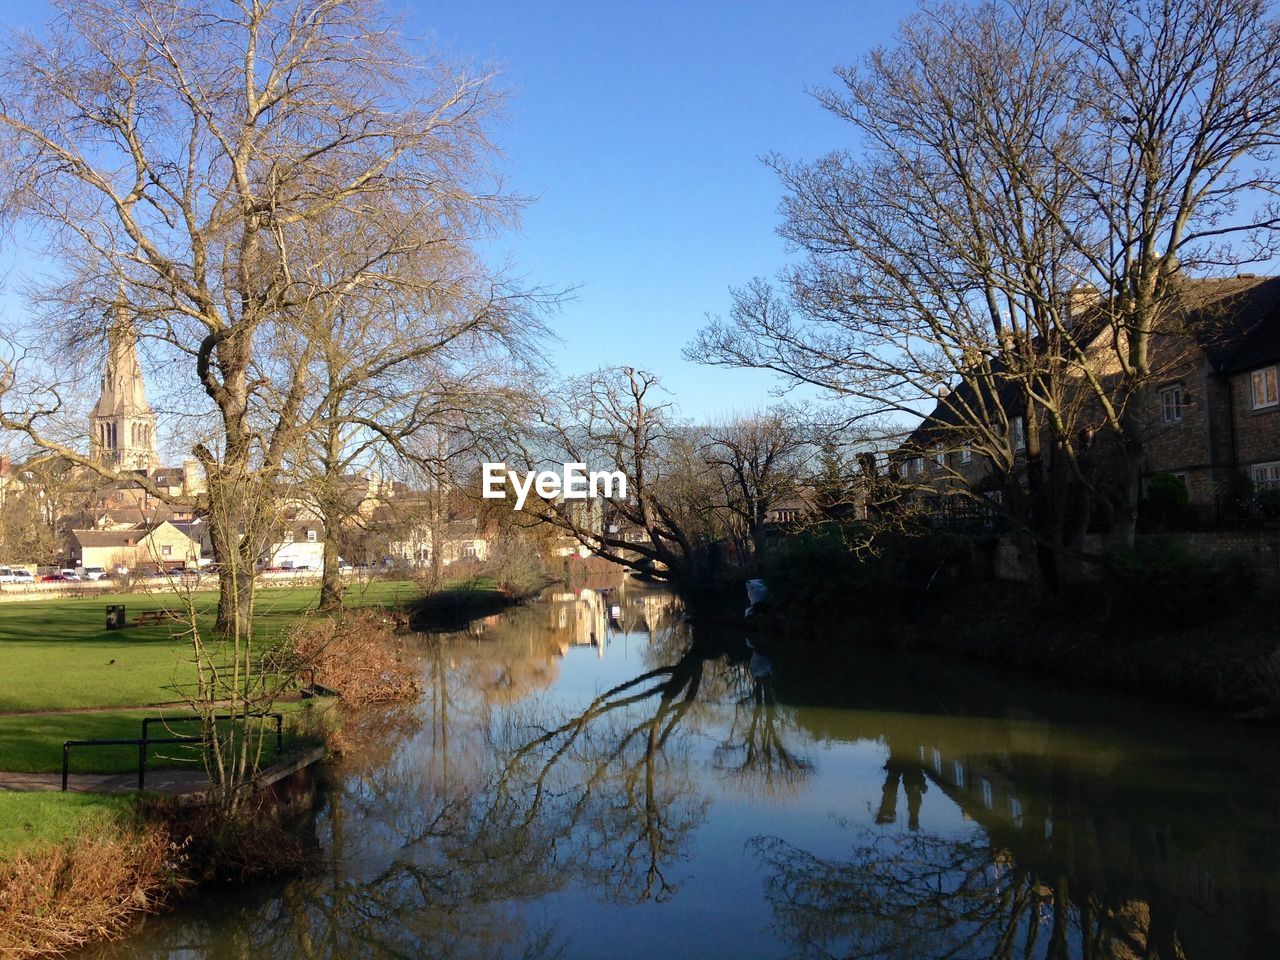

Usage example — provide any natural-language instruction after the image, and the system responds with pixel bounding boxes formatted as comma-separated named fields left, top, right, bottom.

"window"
left=934, top=443, right=946, bottom=467
left=952, top=761, right=965, bottom=787
left=913, top=457, right=924, bottom=476
left=283, top=530, right=294, bottom=543
left=1253, top=461, right=1280, bottom=492
left=1011, top=417, right=1025, bottom=451
left=961, top=443, right=972, bottom=465
left=1160, top=384, right=1183, bottom=423
left=1252, top=366, right=1279, bottom=409
left=161, top=544, right=172, bottom=557
left=306, top=529, right=317, bottom=542
left=980, top=778, right=994, bottom=809
left=1009, top=796, right=1024, bottom=829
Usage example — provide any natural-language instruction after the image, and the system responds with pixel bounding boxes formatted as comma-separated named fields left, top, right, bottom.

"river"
left=87, top=585, right=1280, bottom=959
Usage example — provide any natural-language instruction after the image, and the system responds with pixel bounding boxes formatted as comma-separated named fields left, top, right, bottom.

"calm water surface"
left=90, top=587, right=1280, bottom=959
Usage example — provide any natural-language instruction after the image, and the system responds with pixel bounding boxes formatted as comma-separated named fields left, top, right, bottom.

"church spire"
left=90, top=303, right=158, bottom=471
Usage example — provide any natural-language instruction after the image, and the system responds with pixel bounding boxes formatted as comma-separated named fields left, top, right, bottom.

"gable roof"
left=71, top=521, right=191, bottom=549
left=1178, top=274, right=1280, bottom=374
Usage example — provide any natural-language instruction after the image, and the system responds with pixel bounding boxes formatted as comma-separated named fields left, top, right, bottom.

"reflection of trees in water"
left=751, top=829, right=1176, bottom=960
left=93, top=590, right=814, bottom=958
left=714, top=678, right=814, bottom=796
left=480, top=637, right=712, bottom=902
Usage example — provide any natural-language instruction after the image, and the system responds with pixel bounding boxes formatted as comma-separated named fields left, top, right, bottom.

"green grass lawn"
left=0, top=579, right=417, bottom=775
left=0, top=579, right=421, bottom=713
left=0, top=792, right=136, bottom=856
left=0, top=581, right=415, bottom=856
left=0, top=706, right=314, bottom=774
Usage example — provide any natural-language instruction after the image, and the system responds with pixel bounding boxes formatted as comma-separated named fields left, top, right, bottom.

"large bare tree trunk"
left=319, top=527, right=344, bottom=613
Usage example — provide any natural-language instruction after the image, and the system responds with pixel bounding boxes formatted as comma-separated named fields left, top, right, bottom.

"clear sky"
left=0, top=0, right=915, bottom=420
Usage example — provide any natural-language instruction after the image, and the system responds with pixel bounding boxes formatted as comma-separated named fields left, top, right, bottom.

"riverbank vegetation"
left=0, top=809, right=175, bottom=959
left=758, top=528, right=1280, bottom=717
left=0, top=576, right=451, bottom=958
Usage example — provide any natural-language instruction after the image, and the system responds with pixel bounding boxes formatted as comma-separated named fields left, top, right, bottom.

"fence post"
left=62, top=743, right=70, bottom=792
left=138, top=740, right=147, bottom=790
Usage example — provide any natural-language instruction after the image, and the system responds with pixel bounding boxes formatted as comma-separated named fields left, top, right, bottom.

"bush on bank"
left=757, top=528, right=1280, bottom=717
left=0, top=808, right=176, bottom=959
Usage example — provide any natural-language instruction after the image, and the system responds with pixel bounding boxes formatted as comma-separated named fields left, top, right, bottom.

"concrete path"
left=0, top=768, right=210, bottom=795
left=0, top=746, right=323, bottom=797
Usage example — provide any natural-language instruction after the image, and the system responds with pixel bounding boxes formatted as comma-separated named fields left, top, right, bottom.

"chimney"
left=1069, top=283, right=1099, bottom=317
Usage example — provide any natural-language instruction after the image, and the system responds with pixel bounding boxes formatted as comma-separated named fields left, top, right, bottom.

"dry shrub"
left=146, top=799, right=316, bottom=884
left=0, top=827, right=178, bottom=959
left=294, top=609, right=421, bottom=706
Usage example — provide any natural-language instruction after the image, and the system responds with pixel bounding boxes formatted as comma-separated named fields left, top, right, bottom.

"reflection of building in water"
left=898, top=733, right=1280, bottom=959
left=608, top=589, right=680, bottom=639
left=548, top=588, right=608, bottom=655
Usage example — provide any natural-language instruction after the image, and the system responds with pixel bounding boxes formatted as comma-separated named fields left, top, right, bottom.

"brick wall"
left=1228, top=367, right=1280, bottom=481
left=1078, top=530, right=1280, bottom=579
left=1140, top=354, right=1219, bottom=504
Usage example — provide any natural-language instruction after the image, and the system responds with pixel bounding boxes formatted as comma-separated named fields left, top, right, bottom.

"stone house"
left=384, top=515, right=489, bottom=568
left=1138, top=275, right=1280, bottom=510
left=897, top=275, right=1280, bottom=524
left=69, top=520, right=202, bottom=572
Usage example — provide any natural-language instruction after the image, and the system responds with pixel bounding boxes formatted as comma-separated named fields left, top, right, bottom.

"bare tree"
left=0, top=0, right=523, bottom=636
left=701, top=409, right=808, bottom=559
left=691, top=0, right=1280, bottom=573
left=528, top=367, right=716, bottom=585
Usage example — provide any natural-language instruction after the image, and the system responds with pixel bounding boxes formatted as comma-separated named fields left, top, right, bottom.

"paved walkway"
left=0, top=768, right=210, bottom=795
left=0, top=746, right=323, bottom=797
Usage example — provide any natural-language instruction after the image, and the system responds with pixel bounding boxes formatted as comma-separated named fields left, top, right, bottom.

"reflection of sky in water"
left=86, top=588, right=1280, bottom=960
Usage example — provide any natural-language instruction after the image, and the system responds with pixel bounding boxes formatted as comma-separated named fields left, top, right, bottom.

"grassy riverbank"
left=0, top=577, right=463, bottom=958
left=0, top=579, right=420, bottom=713
left=0, top=793, right=136, bottom=856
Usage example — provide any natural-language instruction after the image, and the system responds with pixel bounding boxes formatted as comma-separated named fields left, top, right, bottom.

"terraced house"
left=897, top=275, right=1280, bottom=529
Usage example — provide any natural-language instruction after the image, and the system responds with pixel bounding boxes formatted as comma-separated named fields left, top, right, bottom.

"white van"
left=0, top=567, right=14, bottom=583
left=10, top=569, right=33, bottom=584
left=77, top=566, right=109, bottom=581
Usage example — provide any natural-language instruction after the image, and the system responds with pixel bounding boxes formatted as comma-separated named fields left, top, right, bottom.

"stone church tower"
left=89, top=317, right=158, bottom=471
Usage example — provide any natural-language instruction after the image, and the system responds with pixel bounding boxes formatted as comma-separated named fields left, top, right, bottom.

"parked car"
left=58, top=568, right=81, bottom=580
left=41, top=573, right=71, bottom=582
left=11, top=569, right=35, bottom=584
left=0, top=567, right=14, bottom=583
left=78, top=566, right=109, bottom=581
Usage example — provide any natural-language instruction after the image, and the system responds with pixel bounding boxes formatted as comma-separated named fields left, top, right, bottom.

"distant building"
left=897, top=274, right=1280, bottom=525
left=261, top=521, right=326, bottom=570
left=89, top=317, right=158, bottom=472
left=69, top=520, right=201, bottom=572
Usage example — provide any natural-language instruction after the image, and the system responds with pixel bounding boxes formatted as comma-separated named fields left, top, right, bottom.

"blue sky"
left=0, top=0, right=913, bottom=420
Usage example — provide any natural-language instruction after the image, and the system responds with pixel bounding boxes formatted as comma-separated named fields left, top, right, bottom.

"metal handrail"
left=62, top=712, right=287, bottom=792
left=141, top=712, right=283, bottom=756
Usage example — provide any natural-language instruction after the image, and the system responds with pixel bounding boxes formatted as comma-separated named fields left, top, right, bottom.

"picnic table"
left=135, top=609, right=182, bottom=626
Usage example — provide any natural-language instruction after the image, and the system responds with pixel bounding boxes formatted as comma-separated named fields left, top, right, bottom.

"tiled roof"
left=1181, top=275, right=1280, bottom=374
